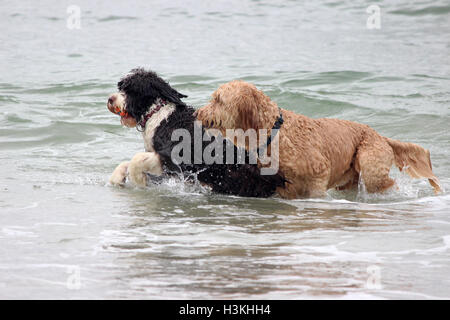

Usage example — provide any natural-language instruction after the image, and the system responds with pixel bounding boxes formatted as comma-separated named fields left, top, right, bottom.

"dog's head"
left=107, top=68, right=187, bottom=127
left=196, top=80, right=278, bottom=133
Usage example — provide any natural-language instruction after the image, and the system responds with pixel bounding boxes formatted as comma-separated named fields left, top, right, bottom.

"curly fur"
left=196, top=80, right=442, bottom=199
left=108, top=69, right=285, bottom=197
left=117, top=68, right=187, bottom=123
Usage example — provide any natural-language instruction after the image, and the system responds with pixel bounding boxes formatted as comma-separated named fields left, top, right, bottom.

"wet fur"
left=196, top=80, right=442, bottom=199
left=110, top=69, right=285, bottom=197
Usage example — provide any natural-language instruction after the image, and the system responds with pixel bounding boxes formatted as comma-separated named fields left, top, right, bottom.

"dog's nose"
left=108, top=95, right=116, bottom=106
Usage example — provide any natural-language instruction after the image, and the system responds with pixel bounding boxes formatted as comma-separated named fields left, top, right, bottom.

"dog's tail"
left=385, top=137, right=441, bottom=193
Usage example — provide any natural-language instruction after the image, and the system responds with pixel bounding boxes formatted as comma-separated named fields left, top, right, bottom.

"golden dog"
left=195, top=80, right=441, bottom=199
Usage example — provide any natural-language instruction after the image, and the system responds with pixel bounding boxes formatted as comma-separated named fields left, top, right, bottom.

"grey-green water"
left=0, top=0, right=449, bottom=299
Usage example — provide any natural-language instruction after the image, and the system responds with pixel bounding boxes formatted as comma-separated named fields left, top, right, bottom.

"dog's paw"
left=128, top=152, right=163, bottom=187
left=109, top=161, right=130, bottom=186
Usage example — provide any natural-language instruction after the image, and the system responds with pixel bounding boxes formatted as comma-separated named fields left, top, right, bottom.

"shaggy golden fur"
left=196, top=80, right=441, bottom=199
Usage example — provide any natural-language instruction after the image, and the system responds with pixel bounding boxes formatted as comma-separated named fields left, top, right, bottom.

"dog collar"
left=257, top=108, right=284, bottom=154
left=137, top=98, right=168, bottom=131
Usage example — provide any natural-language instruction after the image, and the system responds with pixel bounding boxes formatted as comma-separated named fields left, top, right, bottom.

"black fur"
left=118, top=68, right=286, bottom=198
left=118, top=68, right=187, bottom=122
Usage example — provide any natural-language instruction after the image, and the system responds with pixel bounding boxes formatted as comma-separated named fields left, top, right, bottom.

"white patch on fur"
left=115, top=93, right=125, bottom=111
left=128, top=152, right=162, bottom=187
left=143, top=101, right=176, bottom=152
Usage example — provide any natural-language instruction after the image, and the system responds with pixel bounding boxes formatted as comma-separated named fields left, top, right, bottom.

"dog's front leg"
left=128, top=152, right=163, bottom=187
left=109, top=161, right=130, bottom=186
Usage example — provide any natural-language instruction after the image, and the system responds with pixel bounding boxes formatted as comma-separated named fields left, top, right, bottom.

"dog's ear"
left=155, top=79, right=188, bottom=105
left=232, top=88, right=261, bottom=132
left=118, top=68, right=187, bottom=105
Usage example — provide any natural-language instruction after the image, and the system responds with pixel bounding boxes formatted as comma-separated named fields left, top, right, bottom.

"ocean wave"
left=390, top=5, right=450, bottom=16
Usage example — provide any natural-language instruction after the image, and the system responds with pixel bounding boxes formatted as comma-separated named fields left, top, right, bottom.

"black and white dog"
left=107, top=68, right=285, bottom=197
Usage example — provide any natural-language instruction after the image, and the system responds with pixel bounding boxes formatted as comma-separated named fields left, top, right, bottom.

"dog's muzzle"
left=107, top=93, right=128, bottom=116
left=107, top=93, right=137, bottom=127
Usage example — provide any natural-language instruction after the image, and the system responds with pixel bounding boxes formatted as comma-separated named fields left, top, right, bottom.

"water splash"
left=354, top=167, right=430, bottom=203
left=143, top=169, right=212, bottom=196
